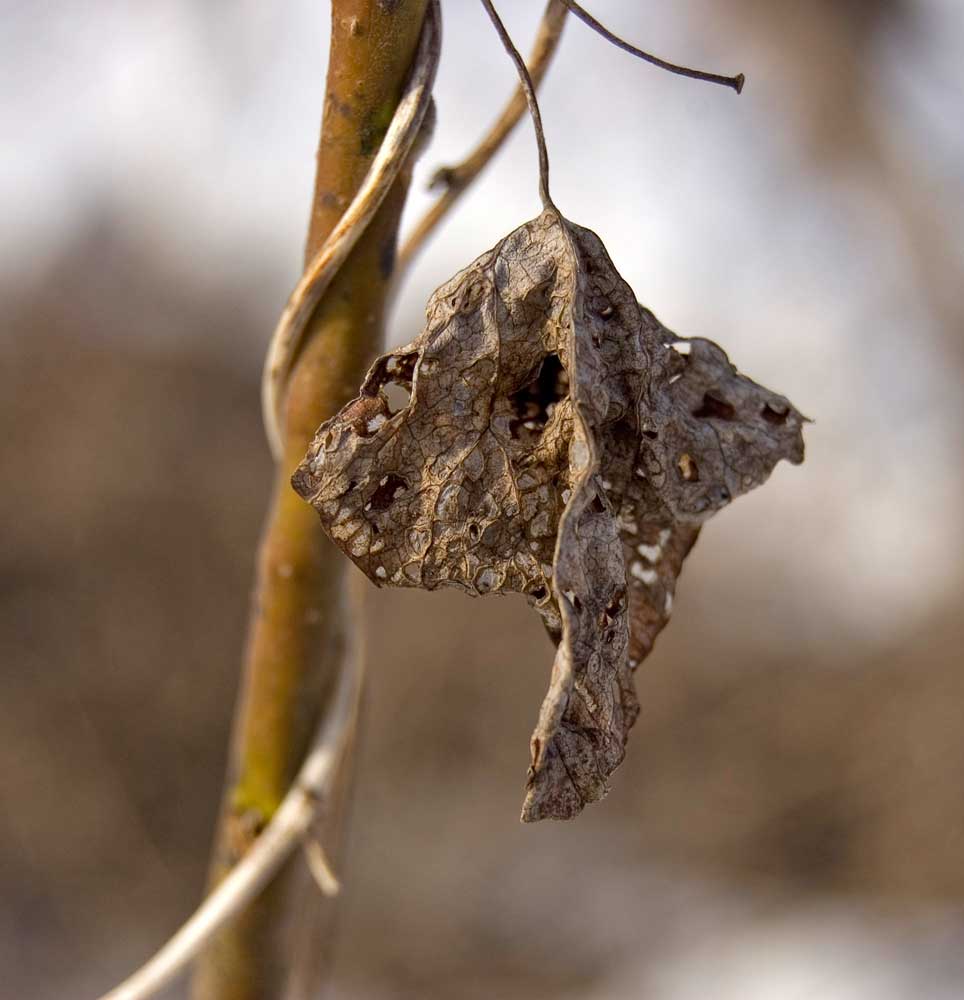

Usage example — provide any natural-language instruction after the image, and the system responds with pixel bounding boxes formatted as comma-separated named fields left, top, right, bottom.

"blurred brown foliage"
left=2, top=1, right=964, bottom=998
left=3, top=219, right=964, bottom=999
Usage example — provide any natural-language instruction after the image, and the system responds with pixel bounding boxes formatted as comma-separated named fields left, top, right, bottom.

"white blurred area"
left=4, top=1, right=962, bottom=647
left=4, top=2, right=964, bottom=998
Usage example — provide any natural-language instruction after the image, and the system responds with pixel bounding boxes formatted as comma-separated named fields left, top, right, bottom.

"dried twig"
left=262, top=1, right=442, bottom=461
left=95, top=615, right=364, bottom=1000
left=557, top=0, right=744, bottom=93
left=398, top=0, right=567, bottom=271
left=399, top=0, right=743, bottom=277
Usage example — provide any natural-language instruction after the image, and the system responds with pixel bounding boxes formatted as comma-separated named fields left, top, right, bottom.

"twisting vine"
left=262, top=1, right=441, bottom=461
left=95, top=6, right=442, bottom=999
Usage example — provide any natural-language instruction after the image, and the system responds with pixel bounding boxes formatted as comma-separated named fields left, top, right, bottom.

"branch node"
left=303, top=837, right=342, bottom=897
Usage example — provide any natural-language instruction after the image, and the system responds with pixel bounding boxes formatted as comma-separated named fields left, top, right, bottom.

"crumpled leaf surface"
left=293, top=208, right=806, bottom=821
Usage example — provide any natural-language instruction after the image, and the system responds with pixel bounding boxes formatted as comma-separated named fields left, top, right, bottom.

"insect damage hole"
left=693, top=393, right=735, bottom=421
left=762, top=402, right=790, bottom=425
left=383, top=380, right=411, bottom=415
left=508, top=353, right=569, bottom=443
left=374, top=352, right=418, bottom=416
left=677, top=453, right=700, bottom=482
left=599, top=590, right=625, bottom=635
left=367, top=474, right=408, bottom=512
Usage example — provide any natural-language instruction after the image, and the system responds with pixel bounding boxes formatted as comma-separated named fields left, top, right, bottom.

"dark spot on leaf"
left=712, top=485, right=731, bottom=505
left=522, top=277, right=553, bottom=314
left=605, top=590, right=624, bottom=620
left=453, top=278, right=488, bottom=314
left=693, top=393, right=736, bottom=421
left=467, top=522, right=481, bottom=542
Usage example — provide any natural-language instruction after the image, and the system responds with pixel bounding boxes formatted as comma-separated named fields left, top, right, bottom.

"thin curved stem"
left=398, top=0, right=567, bottom=272
left=95, top=621, right=364, bottom=1000
left=261, top=0, right=442, bottom=462
left=558, top=0, right=744, bottom=93
left=480, top=0, right=555, bottom=210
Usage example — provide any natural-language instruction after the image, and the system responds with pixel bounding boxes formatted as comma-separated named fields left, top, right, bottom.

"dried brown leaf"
left=293, top=208, right=806, bottom=821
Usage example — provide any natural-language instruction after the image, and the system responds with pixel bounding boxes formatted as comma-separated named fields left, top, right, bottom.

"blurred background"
left=3, top=1, right=964, bottom=997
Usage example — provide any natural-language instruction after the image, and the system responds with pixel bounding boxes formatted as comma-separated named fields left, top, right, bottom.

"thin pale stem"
left=558, top=0, right=744, bottom=93
left=479, top=0, right=555, bottom=210
left=398, top=0, right=566, bottom=271
left=94, top=624, right=363, bottom=1000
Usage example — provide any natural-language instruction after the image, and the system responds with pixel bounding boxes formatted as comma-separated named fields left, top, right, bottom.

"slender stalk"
left=398, top=0, right=567, bottom=271
left=557, top=0, right=744, bottom=93
left=480, top=0, right=555, bottom=209
left=191, top=4, right=431, bottom=998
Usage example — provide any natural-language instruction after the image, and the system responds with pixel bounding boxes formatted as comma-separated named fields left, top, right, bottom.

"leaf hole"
left=562, top=588, right=582, bottom=613
left=693, top=393, right=736, bottom=421
left=368, top=473, right=407, bottom=512
left=508, top=353, right=569, bottom=442
left=467, top=522, right=481, bottom=542
left=529, top=585, right=547, bottom=601
left=371, top=352, right=418, bottom=415
left=762, top=402, right=790, bottom=425
left=383, top=380, right=411, bottom=415
left=677, top=453, right=700, bottom=482
left=601, top=589, right=625, bottom=628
